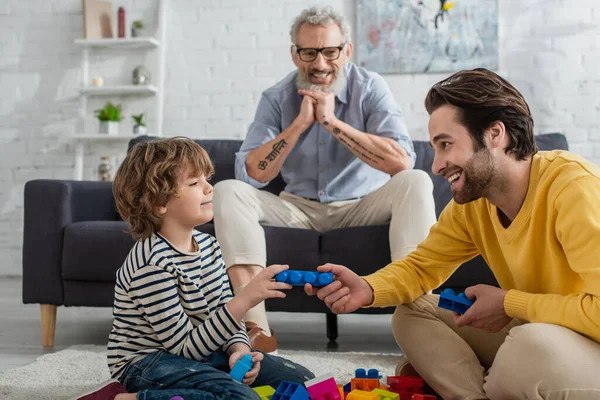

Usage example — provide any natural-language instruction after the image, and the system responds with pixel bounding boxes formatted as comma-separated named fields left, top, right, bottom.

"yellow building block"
left=372, top=388, right=400, bottom=400
left=346, top=389, right=379, bottom=400
left=253, top=385, right=275, bottom=400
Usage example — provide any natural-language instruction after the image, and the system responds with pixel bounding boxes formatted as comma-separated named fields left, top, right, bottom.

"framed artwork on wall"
left=83, top=0, right=114, bottom=39
left=356, top=0, right=498, bottom=73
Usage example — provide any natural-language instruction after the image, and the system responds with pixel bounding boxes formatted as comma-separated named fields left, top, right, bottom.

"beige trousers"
left=212, top=170, right=437, bottom=268
left=393, top=295, right=600, bottom=400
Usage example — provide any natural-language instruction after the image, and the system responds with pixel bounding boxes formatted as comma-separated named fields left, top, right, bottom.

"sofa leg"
left=326, top=313, right=338, bottom=342
left=40, top=304, right=57, bottom=347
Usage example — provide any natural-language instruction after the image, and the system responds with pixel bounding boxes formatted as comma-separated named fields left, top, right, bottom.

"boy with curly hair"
left=76, top=137, right=313, bottom=400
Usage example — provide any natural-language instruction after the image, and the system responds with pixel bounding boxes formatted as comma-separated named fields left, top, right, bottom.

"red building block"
left=386, top=376, right=424, bottom=400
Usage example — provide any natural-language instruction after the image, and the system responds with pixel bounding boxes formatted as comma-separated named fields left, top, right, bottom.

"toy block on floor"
left=275, top=270, right=333, bottom=287
left=438, top=288, right=474, bottom=314
left=346, top=390, right=379, bottom=400
left=304, top=373, right=341, bottom=400
left=229, top=354, right=253, bottom=382
left=352, top=367, right=382, bottom=391
left=272, top=381, right=310, bottom=400
left=386, top=376, right=424, bottom=400
left=355, top=368, right=381, bottom=379
left=351, top=378, right=380, bottom=392
left=254, top=385, right=276, bottom=400
left=411, top=395, right=436, bottom=400
left=372, top=388, right=400, bottom=399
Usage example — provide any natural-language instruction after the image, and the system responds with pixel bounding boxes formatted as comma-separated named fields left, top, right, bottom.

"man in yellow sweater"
left=306, top=69, right=600, bottom=399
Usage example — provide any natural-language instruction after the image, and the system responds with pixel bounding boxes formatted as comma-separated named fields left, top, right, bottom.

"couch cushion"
left=264, top=226, right=321, bottom=269
left=320, top=225, right=391, bottom=276
left=62, top=221, right=216, bottom=281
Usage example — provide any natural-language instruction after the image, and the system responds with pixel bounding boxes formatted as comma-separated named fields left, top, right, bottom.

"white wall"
left=1, top=0, right=599, bottom=276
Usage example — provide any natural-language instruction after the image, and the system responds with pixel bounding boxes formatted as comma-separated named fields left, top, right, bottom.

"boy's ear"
left=155, top=205, right=167, bottom=215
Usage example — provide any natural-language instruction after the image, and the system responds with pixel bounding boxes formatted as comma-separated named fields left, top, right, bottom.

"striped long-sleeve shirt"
left=107, top=230, right=250, bottom=379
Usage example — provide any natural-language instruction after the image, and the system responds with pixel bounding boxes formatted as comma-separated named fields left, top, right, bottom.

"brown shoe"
left=245, top=321, right=278, bottom=353
left=395, top=355, right=421, bottom=377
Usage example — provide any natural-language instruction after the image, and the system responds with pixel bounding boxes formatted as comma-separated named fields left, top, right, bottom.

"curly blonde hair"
left=113, top=137, right=214, bottom=240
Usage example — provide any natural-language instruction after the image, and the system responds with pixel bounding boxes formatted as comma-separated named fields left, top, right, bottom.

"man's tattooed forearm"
left=342, top=132, right=384, bottom=160
left=333, top=129, right=384, bottom=163
left=257, top=139, right=287, bottom=170
left=338, top=136, right=375, bottom=163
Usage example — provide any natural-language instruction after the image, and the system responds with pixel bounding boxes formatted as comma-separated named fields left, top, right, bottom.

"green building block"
left=253, top=385, right=276, bottom=400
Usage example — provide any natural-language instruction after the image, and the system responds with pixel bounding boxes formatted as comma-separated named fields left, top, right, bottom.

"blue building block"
left=438, top=289, right=474, bottom=314
left=343, top=382, right=351, bottom=393
left=271, top=381, right=309, bottom=400
left=229, top=354, right=253, bottom=382
left=355, top=368, right=381, bottom=379
left=275, top=270, right=333, bottom=287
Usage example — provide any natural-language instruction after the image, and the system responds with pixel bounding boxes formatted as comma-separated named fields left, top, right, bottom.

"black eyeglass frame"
left=294, top=43, right=347, bottom=62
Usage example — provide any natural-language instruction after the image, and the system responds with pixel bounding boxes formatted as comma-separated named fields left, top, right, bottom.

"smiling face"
left=161, top=165, right=214, bottom=228
left=292, top=23, right=352, bottom=93
left=429, top=105, right=496, bottom=204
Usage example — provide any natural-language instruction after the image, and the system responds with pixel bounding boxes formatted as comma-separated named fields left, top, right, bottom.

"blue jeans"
left=120, top=350, right=315, bottom=400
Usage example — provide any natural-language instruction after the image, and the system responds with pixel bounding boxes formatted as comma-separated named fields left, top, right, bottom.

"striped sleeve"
left=218, top=264, right=251, bottom=353
left=129, top=264, right=245, bottom=360
left=201, top=236, right=251, bottom=353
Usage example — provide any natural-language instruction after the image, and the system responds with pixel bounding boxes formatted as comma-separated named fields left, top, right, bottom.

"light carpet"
left=0, top=345, right=401, bottom=400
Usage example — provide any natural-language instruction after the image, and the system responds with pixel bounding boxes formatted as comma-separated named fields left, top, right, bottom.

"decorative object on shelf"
left=132, top=65, right=151, bottom=85
left=131, top=20, right=144, bottom=37
left=117, top=7, right=126, bottom=38
left=83, top=0, right=113, bottom=39
left=92, top=76, right=104, bottom=87
left=132, top=112, right=147, bottom=135
left=98, top=156, right=113, bottom=181
left=95, top=101, right=122, bottom=135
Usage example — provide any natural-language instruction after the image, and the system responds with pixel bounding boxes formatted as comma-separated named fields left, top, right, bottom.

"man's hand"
left=304, top=263, right=374, bottom=314
left=298, top=90, right=336, bottom=128
left=294, top=94, right=316, bottom=131
left=228, top=349, right=263, bottom=385
left=453, top=284, right=511, bottom=332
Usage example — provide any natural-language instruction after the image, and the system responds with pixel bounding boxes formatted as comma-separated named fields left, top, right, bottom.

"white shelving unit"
left=73, top=0, right=168, bottom=180
left=79, top=84, right=159, bottom=96
left=74, top=37, right=160, bottom=48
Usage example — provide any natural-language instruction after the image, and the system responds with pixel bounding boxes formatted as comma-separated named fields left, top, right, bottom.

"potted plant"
left=132, top=112, right=147, bottom=135
left=94, top=101, right=122, bottom=135
left=131, top=20, right=144, bottom=37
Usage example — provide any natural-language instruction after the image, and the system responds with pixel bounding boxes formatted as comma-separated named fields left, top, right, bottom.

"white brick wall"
left=1, top=0, right=599, bottom=275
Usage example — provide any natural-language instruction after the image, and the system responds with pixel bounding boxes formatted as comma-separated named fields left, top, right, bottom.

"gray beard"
left=296, top=67, right=347, bottom=95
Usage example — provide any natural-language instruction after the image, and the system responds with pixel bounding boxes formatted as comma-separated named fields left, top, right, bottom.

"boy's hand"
left=228, top=350, right=263, bottom=385
left=304, top=263, right=374, bottom=314
left=238, top=264, right=293, bottom=308
left=227, top=264, right=293, bottom=318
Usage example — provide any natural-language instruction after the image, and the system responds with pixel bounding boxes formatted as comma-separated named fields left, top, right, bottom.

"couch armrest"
left=22, top=180, right=116, bottom=305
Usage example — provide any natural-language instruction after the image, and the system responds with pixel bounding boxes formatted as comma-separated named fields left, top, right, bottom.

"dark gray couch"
left=22, top=133, right=568, bottom=346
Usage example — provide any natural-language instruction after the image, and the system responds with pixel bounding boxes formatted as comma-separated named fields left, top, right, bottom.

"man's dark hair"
left=425, top=68, right=538, bottom=160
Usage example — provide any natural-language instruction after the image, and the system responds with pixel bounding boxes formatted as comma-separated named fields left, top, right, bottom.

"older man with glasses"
left=212, top=6, right=437, bottom=353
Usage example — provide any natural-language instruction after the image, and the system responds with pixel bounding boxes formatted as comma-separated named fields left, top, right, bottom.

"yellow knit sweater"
left=363, top=150, right=600, bottom=343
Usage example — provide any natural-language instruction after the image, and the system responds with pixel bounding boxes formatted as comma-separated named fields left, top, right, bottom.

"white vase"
left=99, top=121, right=119, bottom=135
left=133, top=125, right=147, bottom=135
left=131, top=28, right=144, bottom=37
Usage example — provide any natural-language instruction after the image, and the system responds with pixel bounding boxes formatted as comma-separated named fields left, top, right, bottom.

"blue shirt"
left=235, top=62, right=415, bottom=203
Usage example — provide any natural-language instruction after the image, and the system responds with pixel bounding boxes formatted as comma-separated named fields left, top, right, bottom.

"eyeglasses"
left=294, top=44, right=346, bottom=62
